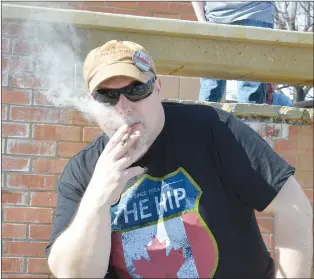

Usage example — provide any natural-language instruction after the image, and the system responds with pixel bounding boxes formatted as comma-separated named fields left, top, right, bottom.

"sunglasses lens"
left=92, top=90, right=119, bottom=105
left=92, top=76, right=156, bottom=105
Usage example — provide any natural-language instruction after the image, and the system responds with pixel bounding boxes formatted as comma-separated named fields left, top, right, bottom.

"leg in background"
left=199, top=78, right=226, bottom=102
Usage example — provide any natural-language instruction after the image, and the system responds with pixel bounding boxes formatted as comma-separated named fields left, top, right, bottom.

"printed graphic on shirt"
left=110, top=168, right=219, bottom=278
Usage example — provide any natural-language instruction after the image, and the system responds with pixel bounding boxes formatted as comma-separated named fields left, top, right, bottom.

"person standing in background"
left=266, top=83, right=294, bottom=107
left=191, top=2, right=276, bottom=104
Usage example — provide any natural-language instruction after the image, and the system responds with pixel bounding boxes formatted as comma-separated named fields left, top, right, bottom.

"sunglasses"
left=91, top=76, right=156, bottom=106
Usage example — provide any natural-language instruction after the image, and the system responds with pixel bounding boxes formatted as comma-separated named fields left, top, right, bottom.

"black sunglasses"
left=91, top=76, right=156, bottom=106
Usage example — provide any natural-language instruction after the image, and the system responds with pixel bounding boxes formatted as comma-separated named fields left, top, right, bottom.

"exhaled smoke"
left=9, top=6, right=145, bottom=136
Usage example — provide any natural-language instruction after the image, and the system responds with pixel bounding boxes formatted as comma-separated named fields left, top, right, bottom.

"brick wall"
left=2, top=2, right=313, bottom=278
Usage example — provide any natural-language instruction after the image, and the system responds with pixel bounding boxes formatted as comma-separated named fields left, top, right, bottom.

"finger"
left=111, top=131, right=141, bottom=160
left=122, top=166, right=145, bottom=182
left=105, top=124, right=130, bottom=153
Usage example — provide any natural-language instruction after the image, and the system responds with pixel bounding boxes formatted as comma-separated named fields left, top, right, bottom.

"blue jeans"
left=199, top=19, right=274, bottom=103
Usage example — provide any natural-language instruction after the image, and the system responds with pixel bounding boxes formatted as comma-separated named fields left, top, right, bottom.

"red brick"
left=75, top=4, right=116, bottom=13
left=105, top=1, right=137, bottom=9
left=10, top=106, right=59, bottom=123
left=4, top=207, right=53, bottom=223
left=7, top=174, right=57, bottom=190
left=257, top=218, right=273, bottom=233
left=33, top=91, right=54, bottom=106
left=60, top=109, right=95, bottom=125
left=2, top=104, right=8, bottom=120
left=10, top=73, right=52, bottom=89
left=83, top=126, right=103, bottom=142
left=298, top=155, right=313, bottom=172
left=2, top=88, right=32, bottom=104
left=288, top=125, right=299, bottom=139
left=153, top=13, right=180, bottom=19
left=3, top=241, right=48, bottom=257
left=2, top=274, right=49, bottom=279
left=31, top=192, right=57, bottom=207
left=280, top=154, right=297, bottom=168
left=299, top=125, right=313, bottom=138
left=2, top=156, right=30, bottom=172
left=114, top=8, right=153, bottom=17
left=34, top=57, right=56, bottom=72
left=274, top=139, right=297, bottom=155
left=295, top=171, right=313, bottom=189
left=2, top=190, right=27, bottom=205
left=32, top=158, right=69, bottom=174
left=28, top=258, right=50, bottom=273
left=2, top=224, right=27, bottom=238
left=1, top=258, right=24, bottom=272
left=9, top=55, right=34, bottom=71
left=56, top=2, right=78, bottom=9
left=29, top=224, right=52, bottom=240
left=7, top=139, right=56, bottom=156
left=12, top=39, right=44, bottom=54
left=33, top=124, right=81, bottom=141
left=2, top=139, right=6, bottom=154
left=2, top=56, right=9, bottom=70
left=297, top=126, right=313, bottom=154
left=2, top=122, right=29, bottom=138
left=58, top=142, right=88, bottom=157
left=2, top=70, right=9, bottom=86
left=2, top=38, right=10, bottom=52
left=2, top=22, right=37, bottom=37
left=77, top=1, right=105, bottom=5
left=303, top=189, right=313, bottom=203
left=180, top=14, right=197, bottom=21
left=168, top=2, right=193, bottom=14
left=138, top=2, right=170, bottom=11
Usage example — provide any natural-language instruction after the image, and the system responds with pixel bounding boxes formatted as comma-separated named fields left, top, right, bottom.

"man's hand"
left=88, top=124, right=146, bottom=207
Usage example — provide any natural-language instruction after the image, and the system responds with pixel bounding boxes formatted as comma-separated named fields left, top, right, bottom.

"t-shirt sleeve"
left=45, top=157, right=85, bottom=257
left=210, top=109, right=295, bottom=211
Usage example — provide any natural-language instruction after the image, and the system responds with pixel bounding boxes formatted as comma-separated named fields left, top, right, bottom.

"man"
left=46, top=40, right=312, bottom=278
left=191, top=2, right=276, bottom=104
left=266, top=83, right=293, bottom=107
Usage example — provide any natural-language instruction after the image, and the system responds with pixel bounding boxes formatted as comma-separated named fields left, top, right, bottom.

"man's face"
left=87, top=74, right=165, bottom=150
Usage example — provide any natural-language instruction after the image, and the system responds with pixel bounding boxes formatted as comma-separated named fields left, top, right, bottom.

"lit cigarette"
left=121, top=133, right=130, bottom=145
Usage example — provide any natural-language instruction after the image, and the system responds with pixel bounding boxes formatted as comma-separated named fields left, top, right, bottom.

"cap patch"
left=133, top=50, right=151, bottom=72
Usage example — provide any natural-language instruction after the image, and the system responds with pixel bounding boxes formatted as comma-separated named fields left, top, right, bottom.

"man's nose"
left=115, top=94, right=132, bottom=115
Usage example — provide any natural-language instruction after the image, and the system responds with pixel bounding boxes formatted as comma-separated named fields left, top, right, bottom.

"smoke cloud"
left=6, top=3, right=145, bottom=136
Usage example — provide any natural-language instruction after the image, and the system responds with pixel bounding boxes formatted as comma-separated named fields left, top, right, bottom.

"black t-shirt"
left=46, top=102, right=295, bottom=278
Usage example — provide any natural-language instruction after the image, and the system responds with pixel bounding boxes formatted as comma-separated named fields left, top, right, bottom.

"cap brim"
left=89, top=63, right=152, bottom=92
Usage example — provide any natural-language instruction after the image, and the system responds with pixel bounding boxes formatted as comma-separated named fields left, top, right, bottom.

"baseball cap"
left=83, top=40, right=157, bottom=93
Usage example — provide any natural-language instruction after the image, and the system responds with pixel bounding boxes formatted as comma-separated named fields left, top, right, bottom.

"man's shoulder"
left=66, top=132, right=108, bottom=171
left=162, top=101, right=231, bottom=124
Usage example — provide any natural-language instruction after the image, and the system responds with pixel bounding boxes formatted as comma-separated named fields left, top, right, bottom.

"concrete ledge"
left=3, top=4, right=313, bottom=86
left=163, top=99, right=314, bottom=124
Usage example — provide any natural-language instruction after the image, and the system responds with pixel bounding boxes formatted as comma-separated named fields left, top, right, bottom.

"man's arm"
left=191, top=2, right=206, bottom=22
left=48, top=187, right=113, bottom=278
left=47, top=125, right=145, bottom=278
left=263, top=176, right=313, bottom=278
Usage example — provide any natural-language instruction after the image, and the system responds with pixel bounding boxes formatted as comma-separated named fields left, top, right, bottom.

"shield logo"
left=110, top=168, right=219, bottom=278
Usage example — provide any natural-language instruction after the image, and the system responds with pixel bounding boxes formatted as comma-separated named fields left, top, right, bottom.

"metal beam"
left=3, top=4, right=313, bottom=86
